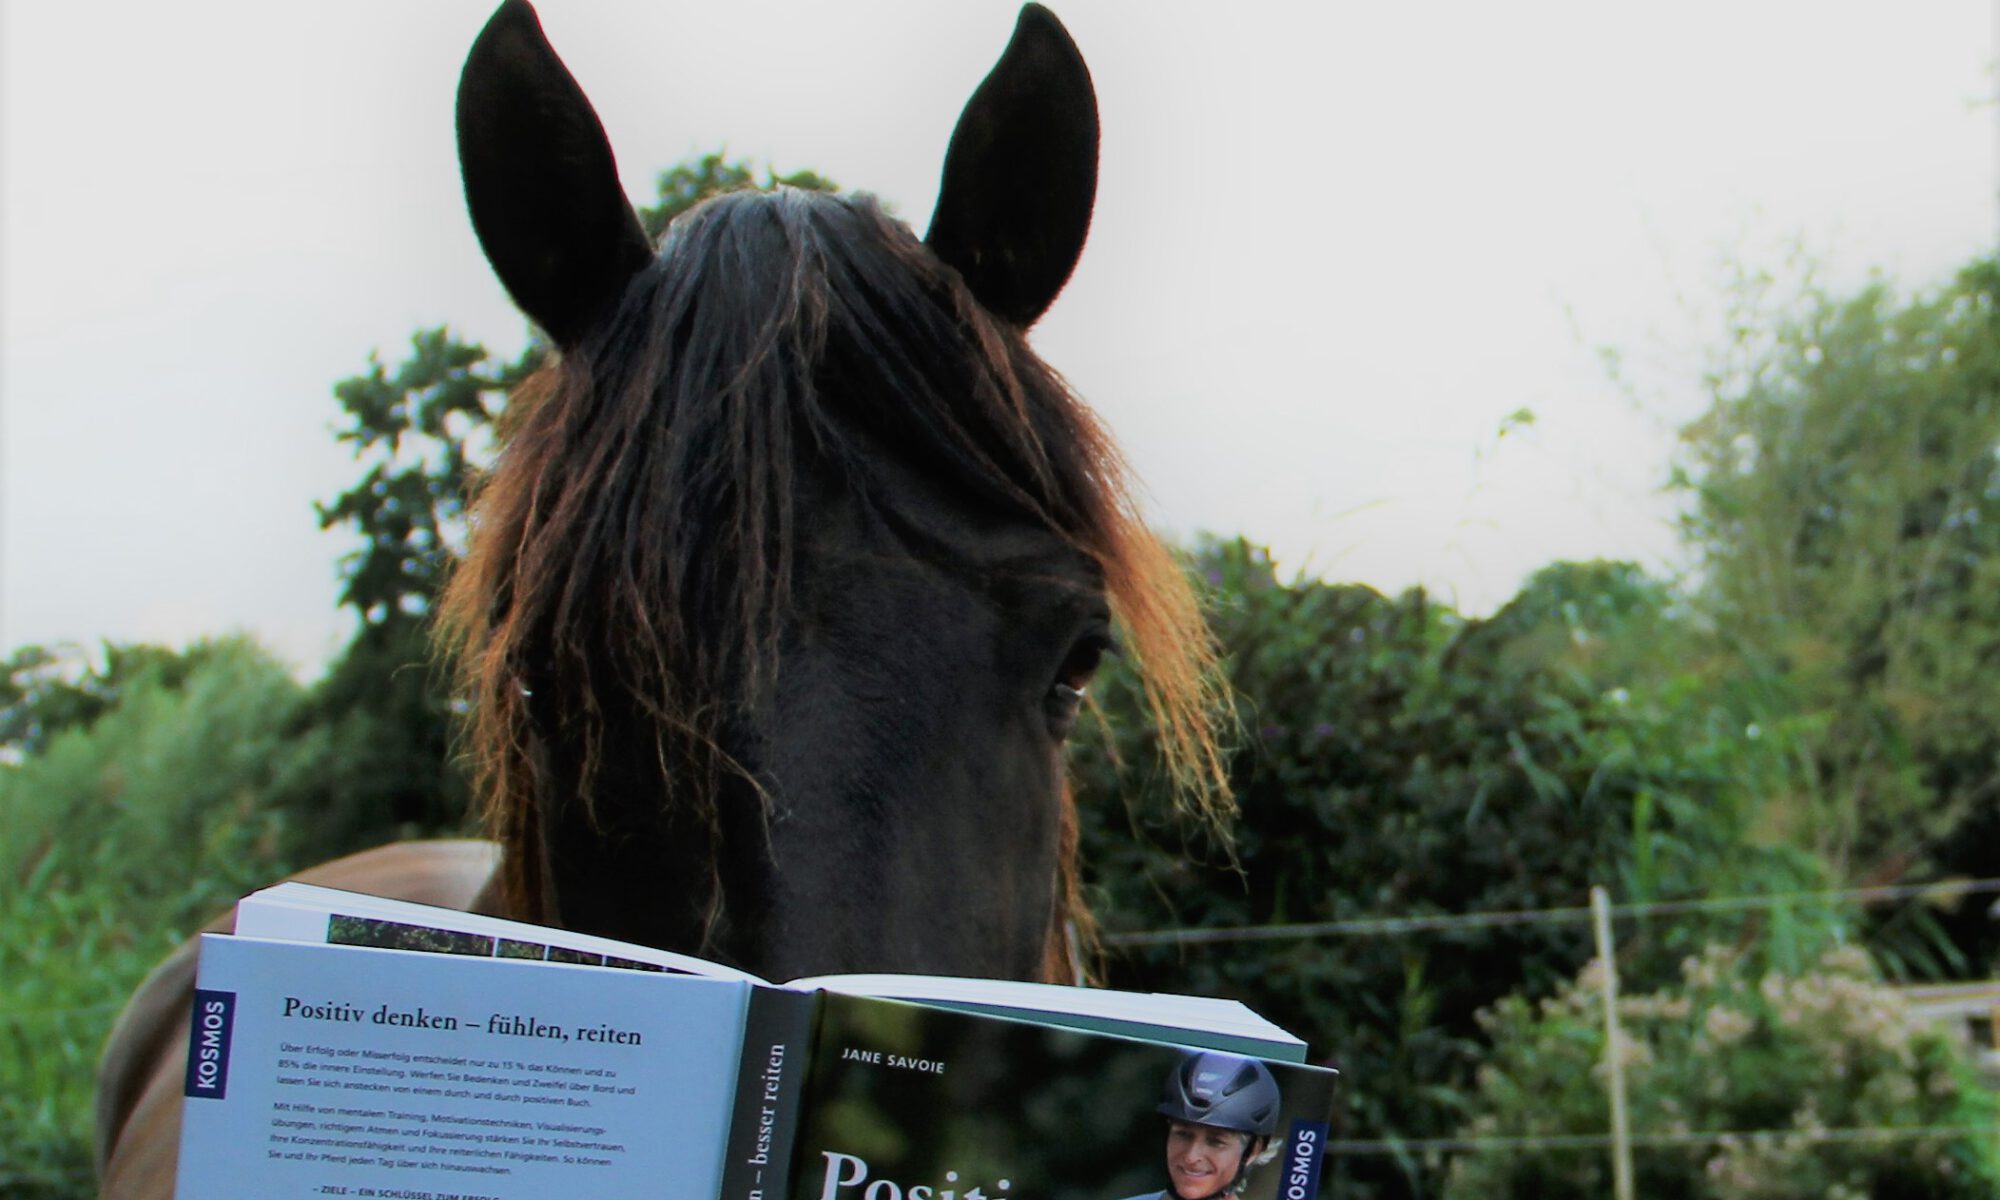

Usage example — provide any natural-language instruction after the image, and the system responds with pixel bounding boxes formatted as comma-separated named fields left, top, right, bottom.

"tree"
left=1, top=641, right=221, bottom=760
left=1676, top=259, right=2000, bottom=916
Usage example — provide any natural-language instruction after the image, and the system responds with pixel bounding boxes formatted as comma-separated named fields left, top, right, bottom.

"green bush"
left=1445, top=943, right=2000, bottom=1199
left=0, top=639, right=308, bottom=1199
left=1073, top=541, right=1842, bottom=1199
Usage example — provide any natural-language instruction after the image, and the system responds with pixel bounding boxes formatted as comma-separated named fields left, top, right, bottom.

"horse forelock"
left=440, top=187, right=1231, bottom=950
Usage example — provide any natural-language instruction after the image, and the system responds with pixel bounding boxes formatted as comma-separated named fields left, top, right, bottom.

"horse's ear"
left=925, top=4, right=1098, bottom=327
left=456, top=0, right=653, bottom=348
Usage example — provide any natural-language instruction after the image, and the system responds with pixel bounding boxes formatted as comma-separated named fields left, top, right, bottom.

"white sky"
left=3, top=1, right=1995, bottom=675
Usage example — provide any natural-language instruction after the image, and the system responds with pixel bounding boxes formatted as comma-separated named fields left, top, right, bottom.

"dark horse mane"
left=439, top=186, right=1229, bottom=965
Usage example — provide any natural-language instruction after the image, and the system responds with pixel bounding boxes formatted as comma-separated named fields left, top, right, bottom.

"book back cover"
left=176, top=935, right=751, bottom=1200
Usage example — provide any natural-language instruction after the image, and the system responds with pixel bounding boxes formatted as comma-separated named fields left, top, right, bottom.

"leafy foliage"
left=1073, top=541, right=1836, bottom=1198
left=0, top=640, right=304, bottom=1198
left=1677, top=259, right=2000, bottom=887
left=1, top=642, right=222, bottom=759
left=1446, top=943, right=2000, bottom=1198
left=319, top=329, right=530, bottom=630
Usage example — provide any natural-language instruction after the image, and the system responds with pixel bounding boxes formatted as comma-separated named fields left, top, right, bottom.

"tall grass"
left=1, top=641, right=310, bottom=1199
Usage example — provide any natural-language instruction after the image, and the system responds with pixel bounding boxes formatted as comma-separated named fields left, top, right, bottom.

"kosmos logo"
left=1281, top=1121, right=1328, bottom=1200
left=183, top=989, right=236, bottom=1100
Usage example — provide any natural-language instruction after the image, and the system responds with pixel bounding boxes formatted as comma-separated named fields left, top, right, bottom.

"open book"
left=179, top=883, right=1341, bottom=1200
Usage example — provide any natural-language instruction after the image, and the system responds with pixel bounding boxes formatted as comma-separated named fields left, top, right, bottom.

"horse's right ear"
left=456, top=0, right=653, bottom=348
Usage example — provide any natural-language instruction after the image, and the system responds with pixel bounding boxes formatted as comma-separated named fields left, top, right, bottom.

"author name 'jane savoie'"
left=837, top=1047, right=945, bottom=1074
left=279, top=998, right=643, bottom=1044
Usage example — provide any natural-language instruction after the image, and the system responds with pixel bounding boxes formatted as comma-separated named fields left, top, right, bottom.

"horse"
left=93, top=3, right=1227, bottom=1196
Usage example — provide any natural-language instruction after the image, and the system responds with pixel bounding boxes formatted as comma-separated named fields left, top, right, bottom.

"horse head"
left=443, top=0, right=1223, bottom=984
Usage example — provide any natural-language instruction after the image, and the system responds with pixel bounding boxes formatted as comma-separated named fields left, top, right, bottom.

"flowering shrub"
left=1443, top=943, right=2000, bottom=1198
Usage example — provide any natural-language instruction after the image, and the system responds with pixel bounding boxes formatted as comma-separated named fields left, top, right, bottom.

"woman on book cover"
left=1121, top=1052, right=1284, bottom=1200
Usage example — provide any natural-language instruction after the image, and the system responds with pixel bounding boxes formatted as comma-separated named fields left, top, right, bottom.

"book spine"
left=718, top=986, right=821, bottom=1200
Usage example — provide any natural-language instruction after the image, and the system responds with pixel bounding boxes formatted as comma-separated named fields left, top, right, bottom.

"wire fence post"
left=1591, top=885, right=1635, bottom=1200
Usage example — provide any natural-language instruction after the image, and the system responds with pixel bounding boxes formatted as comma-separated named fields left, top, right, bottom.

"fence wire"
left=1100, top=877, right=2000, bottom=947
left=1328, top=1123, right=1988, bottom=1156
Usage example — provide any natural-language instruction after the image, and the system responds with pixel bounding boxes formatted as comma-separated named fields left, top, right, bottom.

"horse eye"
left=1044, top=633, right=1116, bottom=739
left=1060, top=632, right=1117, bottom=690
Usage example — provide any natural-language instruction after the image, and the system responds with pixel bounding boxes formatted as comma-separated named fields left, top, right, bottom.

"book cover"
left=193, top=885, right=1343, bottom=1200
left=784, top=993, right=1338, bottom=1200
left=176, top=934, right=751, bottom=1200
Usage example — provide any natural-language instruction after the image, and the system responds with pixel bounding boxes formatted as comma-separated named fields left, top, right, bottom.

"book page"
left=788, top=974, right=1306, bottom=1060
left=235, top=886, right=1298, bottom=1059
left=178, top=935, right=750, bottom=1200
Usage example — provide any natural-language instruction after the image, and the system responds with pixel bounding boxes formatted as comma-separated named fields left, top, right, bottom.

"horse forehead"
left=798, top=437, right=1105, bottom=593
left=818, top=501, right=1104, bottom=595
left=928, top=519, right=1101, bottom=578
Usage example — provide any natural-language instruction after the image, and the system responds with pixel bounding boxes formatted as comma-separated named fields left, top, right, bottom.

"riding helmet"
left=1157, top=1052, right=1282, bottom=1136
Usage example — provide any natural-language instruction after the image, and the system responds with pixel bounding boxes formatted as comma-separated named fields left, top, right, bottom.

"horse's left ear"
left=925, top=4, right=1098, bottom=327
left=456, top=0, right=653, bottom=348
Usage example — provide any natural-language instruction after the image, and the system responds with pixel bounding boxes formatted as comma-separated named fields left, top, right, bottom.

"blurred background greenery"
left=11, top=160, right=2000, bottom=1199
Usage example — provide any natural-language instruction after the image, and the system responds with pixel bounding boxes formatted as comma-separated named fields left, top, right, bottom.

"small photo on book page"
left=234, top=881, right=761, bottom=979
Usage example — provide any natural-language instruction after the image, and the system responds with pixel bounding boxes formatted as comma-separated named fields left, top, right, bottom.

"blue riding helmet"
left=1157, top=1052, right=1281, bottom=1137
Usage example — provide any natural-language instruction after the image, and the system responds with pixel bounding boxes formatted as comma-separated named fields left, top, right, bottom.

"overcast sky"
left=3, top=1, right=1995, bottom=675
